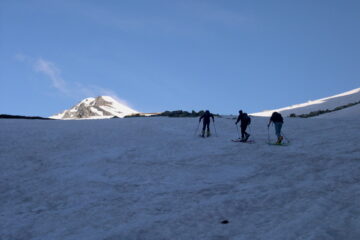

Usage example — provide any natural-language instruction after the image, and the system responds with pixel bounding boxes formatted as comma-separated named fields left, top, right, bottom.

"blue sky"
left=1, top=0, right=359, bottom=116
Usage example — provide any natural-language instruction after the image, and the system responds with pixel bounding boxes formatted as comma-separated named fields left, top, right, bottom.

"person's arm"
left=211, top=114, right=215, bottom=122
left=268, top=118, right=272, bottom=127
left=199, top=115, right=204, bottom=122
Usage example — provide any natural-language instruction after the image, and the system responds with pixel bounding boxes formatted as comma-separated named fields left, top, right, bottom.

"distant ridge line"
left=0, top=114, right=53, bottom=120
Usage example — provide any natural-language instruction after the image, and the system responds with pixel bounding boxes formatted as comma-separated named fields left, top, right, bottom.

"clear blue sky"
left=1, top=0, right=359, bottom=116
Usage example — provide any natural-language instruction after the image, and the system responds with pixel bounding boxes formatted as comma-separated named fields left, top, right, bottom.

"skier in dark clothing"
left=199, top=110, right=215, bottom=137
left=235, top=110, right=251, bottom=141
left=268, top=112, right=284, bottom=144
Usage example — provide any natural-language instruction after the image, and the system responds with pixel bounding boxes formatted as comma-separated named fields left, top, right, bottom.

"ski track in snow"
left=1, top=116, right=360, bottom=240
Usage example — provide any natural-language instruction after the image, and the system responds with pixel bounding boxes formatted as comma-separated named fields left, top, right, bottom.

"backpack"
left=271, top=112, right=283, bottom=122
left=243, top=113, right=251, bottom=125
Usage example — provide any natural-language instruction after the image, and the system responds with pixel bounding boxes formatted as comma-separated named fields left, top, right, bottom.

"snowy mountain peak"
left=80, top=97, right=96, bottom=104
left=51, top=96, right=139, bottom=119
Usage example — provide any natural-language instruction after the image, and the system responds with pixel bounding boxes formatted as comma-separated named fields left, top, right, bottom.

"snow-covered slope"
left=252, top=88, right=360, bottom=117
left=51, top=96, right=138, bottom=119
left=1, top=115, right=359, bottom=240
left=316, top=102, right=360, bottom=119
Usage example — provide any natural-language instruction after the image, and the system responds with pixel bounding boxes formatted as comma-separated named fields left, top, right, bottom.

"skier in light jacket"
left=268, top=112, right=284, bottom=144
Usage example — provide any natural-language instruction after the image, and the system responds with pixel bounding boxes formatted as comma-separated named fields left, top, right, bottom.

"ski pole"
left=194, top=122, right=200, bottom=136
left=249, top=124, right=254, bottom=141
left=213, top=120, right=218, bottom=137
left=236, top=124, right=240, bottom=139
left=281, top=131, right=290, bottom=143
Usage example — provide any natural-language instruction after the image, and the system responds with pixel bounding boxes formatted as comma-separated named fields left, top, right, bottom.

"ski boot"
left=206, top=129, right=211, bottom=137
left=244, top=133, right=250, bottom=142
left=276, top=136, right=283, bottom=144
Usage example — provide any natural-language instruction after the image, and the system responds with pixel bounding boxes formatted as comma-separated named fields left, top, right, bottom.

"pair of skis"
left=231, top=138, right=255, bottom=144
left=267, top=142, right=289, bottom=146
left=199, top=133, right=212, bottom=138
left=231, top=138, right=289, bottom=146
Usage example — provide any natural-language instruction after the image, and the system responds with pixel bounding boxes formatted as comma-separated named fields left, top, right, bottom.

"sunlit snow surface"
left=252, top=88, right=360, bottom=117
left=1, top=113, right=360, bottom=239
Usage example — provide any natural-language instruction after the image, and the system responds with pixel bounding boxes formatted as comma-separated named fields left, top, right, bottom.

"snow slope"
left=51, top=96, right=138, bottom=119
left=316, top=103, right=360, bottom=119
left=252, top=88, right=360, bottom=117
left=1, top=115, right=360, bottom=240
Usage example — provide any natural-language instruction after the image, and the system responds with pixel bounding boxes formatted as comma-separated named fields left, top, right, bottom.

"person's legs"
left=201, top=122, right=206, bottom=137
left=241, top=125, right=250, bottom=141
left=240, top=125, right=245, bottom=139
left=274, top=122, right=283, bottom=143
left=274, top=123, right=280, bottom=137
left=206, top=122, right=211, bottom=136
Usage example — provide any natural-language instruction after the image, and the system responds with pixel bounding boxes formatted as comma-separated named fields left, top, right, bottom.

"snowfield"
left=1, top=113, right=360, bottom=239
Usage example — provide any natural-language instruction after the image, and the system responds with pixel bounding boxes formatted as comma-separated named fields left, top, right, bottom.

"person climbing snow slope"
left=268, top=112, right=284, bottom=144
left=199, top=110, right=215, bottom=137
left=235, top=110, right=251, bottom=142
